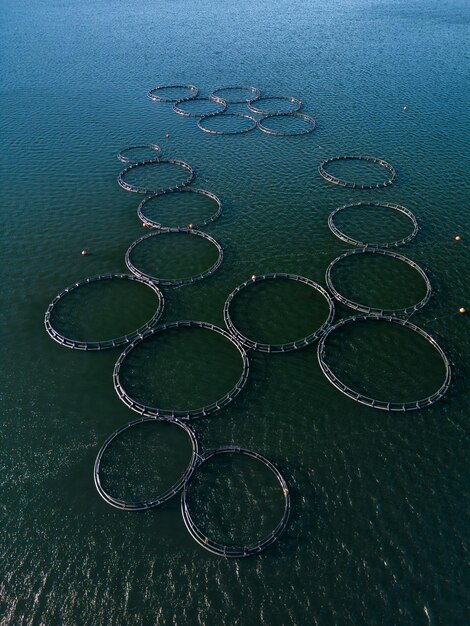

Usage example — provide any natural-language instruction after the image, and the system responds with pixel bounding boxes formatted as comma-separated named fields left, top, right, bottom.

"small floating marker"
left=165, top=133, right=170, bottom=139
left=403, top=105, right=407, bottom=111
left=454, top=235, right=461, bottom=241
left=251, top=275, right=256, bottom=281
left=459, top=307, right=466, bottom=314
left=81, top=250, right=87, bottom=256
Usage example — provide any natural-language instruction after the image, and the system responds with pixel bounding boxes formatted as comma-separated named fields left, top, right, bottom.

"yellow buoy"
left=459, top=307, right=466, bottom=314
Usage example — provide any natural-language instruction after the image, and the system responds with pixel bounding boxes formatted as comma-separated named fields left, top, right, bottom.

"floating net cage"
left=172, top=96, right=227, bottom=117
left=325, top=247, right=431, bottom=316
left=113, top=320, right=250, bottom=420
left=209, top=85, right=260, bottom=104
left=317, top=315, right=451, bottom=411
left=147, top=84, right=199, bottom=102
left=328, top=201, right=419, bottom=248
left=181, top=446, right=290, bottom=557
left=44, top=273, right=164, bottom=351
left=117, top=144, right=161, bottom=164
left=257, top=112, right=316, bottom=136
left=137, top=187, right=222, bottom=231
left=117, top=158, right=195, bottom=194
left=125, top=228, right=223, bottom=286
left=93, top=417, right=199, bottom=511
left=197, top=112, right=258, bottom=135
left=223, top=273, right=335, bottom=353
left=318, top=155, right=397, bottom=189
left=247, top=95, right=302, bottom=115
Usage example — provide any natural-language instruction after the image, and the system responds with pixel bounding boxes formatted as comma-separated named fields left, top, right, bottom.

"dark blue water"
left=1, top=0, right=469, bottom=624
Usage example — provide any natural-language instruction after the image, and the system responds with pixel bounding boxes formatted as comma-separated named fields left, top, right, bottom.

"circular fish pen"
left=181, top=446, right=290, bottom=557
left=172, top=96, right=227, bottom=117
left=247, top=95, right=302, bottom=115
left=197, top=112, right=258, bottom=135
left=117, top=144, right=161, bottom=164
left=325, top=248, right=431, bottom=316
left=93, top=417, right=199, bottom=510
left=137, top=188, right=222, bottom=230
left=328, top=201, right=419, bottom=248
left=224, top=273, right=335, bottom=353
left=318, top=155, right=397, bottom=189
left=317, top=315, right=451, bottom=411
left=113, top=320, right=250, bottom=420
left=125, top=228, right=223, bottom=286
left=117, top=158, right=195, bottom=194
left=209, top=85, right=260, bottom=103
left=44, top=273, right=164, bottom=351
left=147, top=84, right=199, bottom=102
left=257, top=112, right=316, bottom=136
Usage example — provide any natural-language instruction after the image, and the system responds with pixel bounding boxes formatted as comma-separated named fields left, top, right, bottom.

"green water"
left=1, top=0, right=469, bottom=624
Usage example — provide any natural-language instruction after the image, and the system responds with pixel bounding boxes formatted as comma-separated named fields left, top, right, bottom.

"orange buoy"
left=459, top=307, right=466, bottom=314
left=455, top=235, right=461, bottom=241
left=81, top=250, right=87, bottom=256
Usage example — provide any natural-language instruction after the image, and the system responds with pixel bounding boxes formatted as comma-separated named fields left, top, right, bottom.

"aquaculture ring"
left=172, top=97, right=227, bottom=117
left=247, top=95, right=302, bottom=115
left=210, top=85, right=260, bottom=103
left=181, top=446, right=290, bottom=557
left=125, top=228, right=223, bottom=286
left=137, top=188, right=222, bottom=230
left=197, top=113, right=258, bottom=135
left=317, top=315, right=451, bottom=411
left=258, top=112, right=316, bottom=136
left=318, top=155, right=397, bottom=189
left=118, top=158, right=195, bottom=194
left=328, top=202, right=418, bottom=248
left=93, top=417, right=198, bottom=510
left=147, top=84, right=199, bottom=102
left=223, top=273, right=335, bottom=353
left=325, top=248, right=431, bottom=316
left=117, top=144, right=161, bottom=164
left=113, top=321, right=250, bottom=420
left=44, top=273, right=164, bottom=351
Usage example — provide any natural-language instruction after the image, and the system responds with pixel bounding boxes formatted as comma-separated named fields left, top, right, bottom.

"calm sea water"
left=1, top=0, right=469, bottom=624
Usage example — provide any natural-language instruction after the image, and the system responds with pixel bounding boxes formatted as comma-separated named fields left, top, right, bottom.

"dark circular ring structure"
left=325, top=248, right=431, bottom=316
left=125, top=228, right=223, bottom=286
left=93, top=417, right=199, bottom=511
left=318, top=155, right=397, bottom=189
left=147, top=84, right=199, bottom=103
left=137, top=188, right=222, bottom=230
left=210, top=85, right=260, bottom=103
left=257, top=112, right=316, bottom=136
left=247, top=95, right=302, bottom=115
left=113, top=321, right=250, bottom=420
left=197, top=112, right=258, bottom=135
left=223, top=273, right=335, bottom=353
left=117, top=158, right=195, bottom=194
left=328, top=201, right=419, bottom=248
left=172, top=96, right=227, bottom=117
left=181, top=446, right=290, bottom=557
left=44, top=273, right=164, bottom=351
left=317, top=315, right=451, bottom=411
left=117, top=144, right=161, bottom=164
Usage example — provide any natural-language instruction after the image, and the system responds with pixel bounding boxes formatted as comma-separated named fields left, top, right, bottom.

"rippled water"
left=1, top=0, right=469, bottom=624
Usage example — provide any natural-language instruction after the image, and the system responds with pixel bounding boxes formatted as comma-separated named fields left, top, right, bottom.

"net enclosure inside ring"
left=181, top=446, right=290, bottom=557
left=224, top=273, right=335, bottom=353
